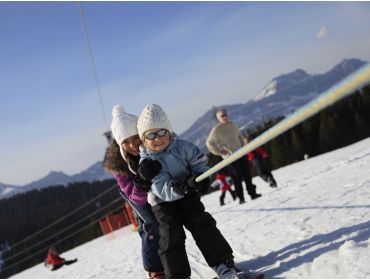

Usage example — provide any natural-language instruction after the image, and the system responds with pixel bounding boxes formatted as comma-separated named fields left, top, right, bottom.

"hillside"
left=11, top=137, right=370, bottom=279
left=0, top=162, right=112, bottom=200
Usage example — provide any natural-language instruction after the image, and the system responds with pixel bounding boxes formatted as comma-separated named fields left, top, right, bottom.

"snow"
left=254, top=80, right=277, bottom=101
left=12, top=137, right=370, bottom=279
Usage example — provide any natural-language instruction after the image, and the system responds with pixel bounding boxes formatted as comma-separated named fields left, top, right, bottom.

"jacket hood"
left=103, top=140, right=137, bottom=176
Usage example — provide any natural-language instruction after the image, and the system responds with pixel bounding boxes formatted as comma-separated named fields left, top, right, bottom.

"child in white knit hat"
left=137, top=104, right=243, bottom=279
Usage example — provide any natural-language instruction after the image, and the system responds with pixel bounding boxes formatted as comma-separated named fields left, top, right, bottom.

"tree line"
left=246, top=85, right=370, bottom=172
left=0, top=179, right=121, bottom=278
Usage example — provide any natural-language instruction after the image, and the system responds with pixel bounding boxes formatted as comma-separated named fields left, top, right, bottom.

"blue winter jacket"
left=139, top=134, right=209, bottom=205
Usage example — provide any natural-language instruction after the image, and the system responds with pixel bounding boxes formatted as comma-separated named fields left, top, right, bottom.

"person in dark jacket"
left=247, top=147, right=277, bottom=188
left=44, top=247, right=77, bottom=271
left=136, top=104, right=244, bottom=279
left=103, top=105, right=164, bottom=279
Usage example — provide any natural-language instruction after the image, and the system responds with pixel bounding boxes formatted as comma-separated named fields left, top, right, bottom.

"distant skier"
left=211, top=173, right=237, bottom=206
left=247, top=147, right=277, bottom=188
left=44, top=247, right=77, bottom=271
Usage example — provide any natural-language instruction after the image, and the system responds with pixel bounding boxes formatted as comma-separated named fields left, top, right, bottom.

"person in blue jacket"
left=136, top=104, right=242, bottom=279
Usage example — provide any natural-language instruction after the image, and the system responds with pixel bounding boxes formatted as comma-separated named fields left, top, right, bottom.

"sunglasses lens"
left=157, top=129, right=167, bottom=137
left=145, top=129, right=167, bottom=140
left=145, top=133, right=156, bottom=140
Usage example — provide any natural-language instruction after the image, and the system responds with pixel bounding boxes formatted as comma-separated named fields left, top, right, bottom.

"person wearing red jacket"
left=44, top=247, right=77, bottom=271
left=211, top=173, right=237, bottom=206
left=247, top=147, right=277, bottom=188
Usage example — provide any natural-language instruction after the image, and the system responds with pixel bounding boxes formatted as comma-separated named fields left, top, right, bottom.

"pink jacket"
left=114, top=174, right=148, bottom=206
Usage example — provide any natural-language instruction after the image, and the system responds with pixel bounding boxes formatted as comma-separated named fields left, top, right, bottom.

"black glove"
left=173, top=173, right=210, bottom=195
left=134, top=175, right=152, bottom=192
left=173, top=174, right=197, bottom=195
left=197, top=176, right=210, bottom=194
left=138, top=159, right=162, bottom=181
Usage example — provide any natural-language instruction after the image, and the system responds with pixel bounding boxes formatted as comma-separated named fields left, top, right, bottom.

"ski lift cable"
left=2, top=203, right=124, bottom=274
left=77, top=1, right=109, bottom=131
left=5, top=1, right=115, bottom=262
left=196, top=62, right=370, bottom=182
left=8, top=183, right=117, bottom=251
left=6, top=2, right=114, bottom=254
left=1, top=202, right=124, bottom=275
left=3, top=195, right=123, bottom=263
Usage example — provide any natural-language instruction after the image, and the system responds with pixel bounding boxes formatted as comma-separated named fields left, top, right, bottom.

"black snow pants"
left=231, top=157, right=256, bottom=198
left=220, top=189, right=236, bottom=206
left=151, top=192, right=233, bottom=279
left=228, top=157, right=256, bottom=202
left=252, top=155, right=274, bottom=182
left=118, top=189, right=163, bottom=273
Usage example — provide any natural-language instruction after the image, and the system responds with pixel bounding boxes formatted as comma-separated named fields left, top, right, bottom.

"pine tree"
left=291, top=127, right=305, bottom=161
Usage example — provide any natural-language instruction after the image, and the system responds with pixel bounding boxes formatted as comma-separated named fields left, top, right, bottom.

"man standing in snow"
left=206, top=108, right=261, bottom=204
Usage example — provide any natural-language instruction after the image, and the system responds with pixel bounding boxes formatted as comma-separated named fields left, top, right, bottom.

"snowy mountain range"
left=0, top=162, right=112, bottom=200
left=180, top=58, right=367, bottom=151
left=0, top=58, right=367, bottom=200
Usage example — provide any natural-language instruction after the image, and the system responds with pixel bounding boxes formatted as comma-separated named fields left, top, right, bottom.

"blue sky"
left=1, top=1, right=370, bottom=186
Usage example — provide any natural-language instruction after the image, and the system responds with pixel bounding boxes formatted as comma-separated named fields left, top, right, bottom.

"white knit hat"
left=137, top=104, right=172, bottom=140
left=110, top=105, right=138, bottom=162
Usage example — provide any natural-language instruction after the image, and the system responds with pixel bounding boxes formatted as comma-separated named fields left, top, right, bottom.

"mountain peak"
left=48, top=171, right=67, bottom=176
left=274, top=68, right=309, bottom=83
left=255, top=68, right=309, bottom=101
left=181, top=57, right=367, bottom=152
left=0, top=163, right=112, bottom=200
left=331, top=58, right=366, bottom=73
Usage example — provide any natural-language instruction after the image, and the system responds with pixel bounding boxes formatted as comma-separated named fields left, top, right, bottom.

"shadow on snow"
left=236, top=219, right=370, bottom=278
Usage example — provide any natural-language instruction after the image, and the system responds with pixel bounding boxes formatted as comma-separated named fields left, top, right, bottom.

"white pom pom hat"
left=137, top=104, right=172, bottom=140
left=110, top=105, right=139, bottom=161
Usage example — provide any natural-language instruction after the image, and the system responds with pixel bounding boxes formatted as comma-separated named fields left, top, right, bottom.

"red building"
left=99, top=203, right=139, bottom=234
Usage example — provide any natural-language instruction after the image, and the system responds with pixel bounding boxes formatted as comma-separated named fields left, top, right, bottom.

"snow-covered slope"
left=12, top=137, right=370, bottom=279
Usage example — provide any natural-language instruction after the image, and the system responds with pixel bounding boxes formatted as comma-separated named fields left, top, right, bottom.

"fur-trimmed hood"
left=103, top=140, right=139, bottom=177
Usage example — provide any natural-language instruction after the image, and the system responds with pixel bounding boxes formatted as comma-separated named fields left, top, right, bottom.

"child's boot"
left=231, top=190, right=237, bottom=200
left=213, top=257, right=238, bottom=279
left=149, top=271, right=166, bottom=279
left=267, top=176, right=277, bottom=188
left=250, top=193, right=262, bottom=200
